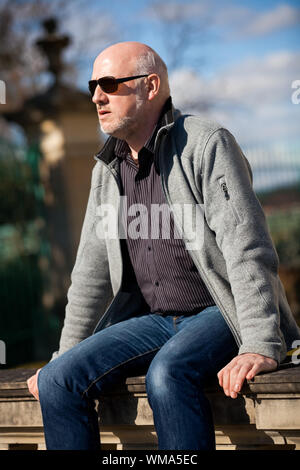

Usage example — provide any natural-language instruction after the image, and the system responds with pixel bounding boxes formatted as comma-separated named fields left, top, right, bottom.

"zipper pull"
left=221, top=182, right=230, bottom=200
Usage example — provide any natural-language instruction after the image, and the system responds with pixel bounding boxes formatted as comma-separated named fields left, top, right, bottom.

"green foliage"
left=0, top=140, right=45, bottom=259
left=267, top=208, right=300, bottom=266
left=0, top=139, right=53, bottom=366
left=0, top=157, right=37, bottom=225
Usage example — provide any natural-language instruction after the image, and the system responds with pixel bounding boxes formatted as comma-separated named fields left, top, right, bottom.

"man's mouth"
left=98, top=109, right=110, bottom=116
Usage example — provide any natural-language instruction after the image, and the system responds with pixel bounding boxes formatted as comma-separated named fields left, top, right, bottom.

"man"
left=27, top=41, right=300, bottom=450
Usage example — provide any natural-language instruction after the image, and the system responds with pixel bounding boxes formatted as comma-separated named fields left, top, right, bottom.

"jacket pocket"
left=218, top=176, right=243, bottom=225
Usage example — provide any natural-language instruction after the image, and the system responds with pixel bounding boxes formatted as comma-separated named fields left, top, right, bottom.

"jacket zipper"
left=92, top=128, right=171, bottom=332
left=92, top=157, right=124, bottom=333
left=157, top=142, right=241, bottom=347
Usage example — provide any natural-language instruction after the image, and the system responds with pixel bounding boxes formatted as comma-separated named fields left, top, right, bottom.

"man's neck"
left=125, top=104, right=164, bottom=163
left=114, top=97, right=172, bottom=164
left=127, top=121, right=157, bottom=163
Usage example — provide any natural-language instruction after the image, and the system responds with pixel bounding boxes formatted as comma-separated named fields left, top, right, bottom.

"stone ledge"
left=0, top=365, right=300, bottom=450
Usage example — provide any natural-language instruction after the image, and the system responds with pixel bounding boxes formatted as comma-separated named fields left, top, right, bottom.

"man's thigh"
left=147, top=306, right=239, bottom=384
left=41, top=313, right=172, bottom=398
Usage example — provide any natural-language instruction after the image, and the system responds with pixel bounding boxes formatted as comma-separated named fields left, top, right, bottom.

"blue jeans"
left=38, top=305, right=238, bottom=450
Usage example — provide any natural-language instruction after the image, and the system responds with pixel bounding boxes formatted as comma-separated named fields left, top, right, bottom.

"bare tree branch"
left=145, top=0, right=212, bottom=72
left=0, top=0, right=119, bottom=112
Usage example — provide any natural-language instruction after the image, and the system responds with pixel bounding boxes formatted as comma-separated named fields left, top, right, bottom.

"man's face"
left=91, top=55, right=147, bottom=139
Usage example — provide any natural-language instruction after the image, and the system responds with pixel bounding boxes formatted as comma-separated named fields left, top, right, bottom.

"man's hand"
left=217, top=353, right=277, bottom=399
left=27, top=368, right=42, bottom=401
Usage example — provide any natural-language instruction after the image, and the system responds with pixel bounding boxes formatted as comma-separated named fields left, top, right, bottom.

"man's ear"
left=147, top=74, right=160, bottom=101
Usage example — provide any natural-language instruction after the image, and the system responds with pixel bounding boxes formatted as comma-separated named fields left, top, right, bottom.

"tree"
left=144, top=0, right=214, bottom=113
left=145, top=0, right=213, bottom=73
left=0, top=0, right=118, bottom=115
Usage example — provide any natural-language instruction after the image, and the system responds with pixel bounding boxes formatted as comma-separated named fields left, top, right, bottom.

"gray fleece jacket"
left=52, top=107, right=300, bottom=365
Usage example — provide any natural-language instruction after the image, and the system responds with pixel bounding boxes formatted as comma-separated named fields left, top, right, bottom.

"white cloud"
left=216, top=51, right=300, bottom=106
left=240, top=4, right=300, bottom=37
left=168, top=69, right=213, bottom=112
left=214, top=3, right=300, bottom=39
left=145, top=2, right=300, bottom=39
left=169, top=50, right=300, bottom=146
left=145, top=0, right=211, bottom=22
left=213, top=4, right=255, bottom=29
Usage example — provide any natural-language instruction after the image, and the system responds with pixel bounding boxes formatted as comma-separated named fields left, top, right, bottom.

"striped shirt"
left=116, top=100, right=215, bottom=315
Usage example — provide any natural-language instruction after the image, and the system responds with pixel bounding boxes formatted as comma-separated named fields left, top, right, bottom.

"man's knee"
left=145, top=352, right=208, bottom=404
left=145, top=356, right=177, bottom=401
left=38, top=363, right=56, bottom=402
left=38, top=355, right=76, bottom=400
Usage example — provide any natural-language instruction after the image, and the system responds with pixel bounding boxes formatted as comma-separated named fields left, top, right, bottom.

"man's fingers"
left=26, top=376, right=33, bottom=390
left=217, top=368, right=224, bottom=388
left=218, top=357, right=237, bottom=388
left=228, top=365, right=241, bottom=398
left=34, top=369, right=41, bottom=401
left=246, top=358, right=277, bottom=380
left=246, top=362, right=262, bottom=380
left=27, top=369, right=41, bottom=401
left=222, top=368, right=231, bottom=396
left=218, top=354, right=278, bottom=400
left=232, top=364, right=251, bottom=395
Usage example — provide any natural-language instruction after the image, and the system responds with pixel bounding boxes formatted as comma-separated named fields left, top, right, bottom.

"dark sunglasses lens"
left=88, top=81, right=97, bottom=96
left=98, top=77, right=118, bottom=93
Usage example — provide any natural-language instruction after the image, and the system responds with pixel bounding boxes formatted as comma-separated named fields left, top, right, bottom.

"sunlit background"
left=0, top=0, right=300, bottom=368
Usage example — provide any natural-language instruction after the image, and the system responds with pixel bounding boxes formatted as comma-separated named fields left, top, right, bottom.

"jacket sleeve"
left=51, top=163, right=113, bottom=361
left=201, top=127, right=286, bottom=363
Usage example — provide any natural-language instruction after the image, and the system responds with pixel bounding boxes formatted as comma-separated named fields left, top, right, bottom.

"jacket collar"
left=94, top=96, right=176, bottom=165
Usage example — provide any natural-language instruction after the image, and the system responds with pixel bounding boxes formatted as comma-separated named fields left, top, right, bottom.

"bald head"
left=93, top=41, right=170, bottom=103
left=91, top=42, right=170, bottom=151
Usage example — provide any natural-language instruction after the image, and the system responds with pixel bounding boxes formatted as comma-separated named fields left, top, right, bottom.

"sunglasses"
left=88, top=74, right=149, bottom=96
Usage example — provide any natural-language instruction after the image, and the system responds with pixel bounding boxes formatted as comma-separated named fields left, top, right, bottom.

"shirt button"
left=148, top=246, right=151, bottom=251
left=155, top=281, right=159, bottom=286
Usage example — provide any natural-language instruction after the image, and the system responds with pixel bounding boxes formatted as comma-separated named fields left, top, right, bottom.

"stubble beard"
left=98, top=96, right=145, bottom=140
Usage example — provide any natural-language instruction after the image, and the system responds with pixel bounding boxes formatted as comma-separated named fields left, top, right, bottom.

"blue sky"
left=79, top=0, right=300, bottom=72
left=5, top=0, right=299, bottom=152
left=62, top=0, right=300, bottom=150
left=64, top=0, right=300, bottom=82
left=21, top=0, right=298, bottom=187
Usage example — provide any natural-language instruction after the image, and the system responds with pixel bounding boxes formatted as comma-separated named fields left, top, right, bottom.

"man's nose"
left=92, top=85, right=108, bottom=104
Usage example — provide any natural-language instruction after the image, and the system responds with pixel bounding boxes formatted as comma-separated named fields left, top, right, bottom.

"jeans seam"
left=81, top=346, right=161, bottom=398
